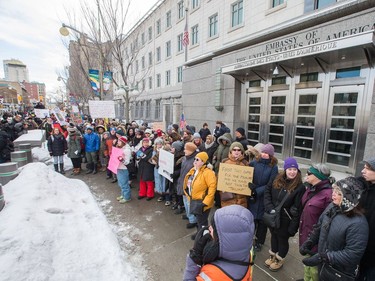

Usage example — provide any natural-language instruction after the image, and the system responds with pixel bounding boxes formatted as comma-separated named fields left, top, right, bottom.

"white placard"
left=34, top=109, right=50, bottom=118
left=88, top=100, right=116, bottom=118
left=158, top=149, right=174, bottom=182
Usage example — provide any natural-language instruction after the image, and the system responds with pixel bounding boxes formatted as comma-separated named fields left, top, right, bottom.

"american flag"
left=179, top=113, right=186, bottom=130
left=182, top=23, right=189, bottom=47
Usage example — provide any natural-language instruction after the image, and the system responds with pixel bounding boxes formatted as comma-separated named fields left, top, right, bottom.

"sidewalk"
left=75, top=171, right=305, bottom=281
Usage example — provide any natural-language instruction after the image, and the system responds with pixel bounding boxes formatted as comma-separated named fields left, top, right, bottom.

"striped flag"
left=179, top=113, right=186, bottom=130
left=182, top=23, right=189, bottom=47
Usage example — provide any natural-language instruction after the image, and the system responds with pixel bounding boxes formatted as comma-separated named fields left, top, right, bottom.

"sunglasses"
left=232, top=148, right=242, bottom=152
left=194, top=158, right=201, bottom=162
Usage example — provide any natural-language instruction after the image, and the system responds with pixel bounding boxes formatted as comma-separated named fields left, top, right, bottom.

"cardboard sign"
left=217, top=163, right=254, bottom=196
left=158, top=149, right=174, bottom=182
left=88, top=100, right=115, bottom=118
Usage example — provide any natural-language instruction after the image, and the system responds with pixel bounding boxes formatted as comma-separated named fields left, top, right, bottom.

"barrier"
left=0, top=162, right=18, bottom=185
left=17, top=143, right=33, bottom=163
left=0, top=184, right=4, bottom=212
left=13, top=129, right=46, bottom=149
left=11, top=151, right=28, bottom=168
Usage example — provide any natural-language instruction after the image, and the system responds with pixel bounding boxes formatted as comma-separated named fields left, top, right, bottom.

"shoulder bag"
left=263, top=192, right=289, bottom=229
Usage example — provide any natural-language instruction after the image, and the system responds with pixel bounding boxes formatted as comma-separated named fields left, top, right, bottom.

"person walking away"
left=83, top=126, right=100, bottom=174
left=264, top=157, right=305, bottom=271
left=248, top=143, right=278, bottom=252
left=47, top=127, right=67, bottom=174
left=298, top=163, right=333, bottom=281
left=300, top=177, right=368, bottom=281
left=66, top=124, right=82, bottom=175
left=183, top=205, right=255, bottom=281
left=116, top=136, right=132, bottom=203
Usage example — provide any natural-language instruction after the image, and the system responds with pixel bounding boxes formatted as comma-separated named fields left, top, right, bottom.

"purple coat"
left=299, top=180, right=332, bottom=248
left=183, top=205, right=255, bottom=280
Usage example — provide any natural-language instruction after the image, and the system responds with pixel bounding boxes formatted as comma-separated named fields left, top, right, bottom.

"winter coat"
left=214, top=124, right=230, bottom=140
left=299, top=180, right=332, bottom=247
left=248, top=158, right=278, bottom=220
left=118, top=144, right=132, bottom=170
left=307, top=203, right=369, bottom=277
left=83, top=132, right=100, bottom=153
left=183, top=165, right=217, bottom=211
left=358, top=180, right=375, bottom=270
left=47, top=133, right=67, bottom=156
left=183, top=205, right=255, bottom=281
left=198, top=127, right=211, bottom=142
left=205, top=142, right=218, bottom=164
left=137, top=146, right=154, bottom=181
left=177, top=151, right=198, bottom=196
left=264, top=180, right=305, bottom=236
left=0, top=130, right=13, bottom=163
left=166, top=152, right=184, bottom=195
left=220, top=154, right=249, bottom=208
left=67, top=132, right=82, bottom=159
left=213, top=133, right=233, bottom=172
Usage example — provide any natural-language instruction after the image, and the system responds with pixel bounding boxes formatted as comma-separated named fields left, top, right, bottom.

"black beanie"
left=236, top=127, right=245, bottom=136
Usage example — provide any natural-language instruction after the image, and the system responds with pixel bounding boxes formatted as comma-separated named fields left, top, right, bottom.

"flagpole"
left=184, top=5, right=189, bottom=63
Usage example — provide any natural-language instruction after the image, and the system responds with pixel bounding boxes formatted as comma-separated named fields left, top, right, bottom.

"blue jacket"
left=83, top=132, right=100, bottom=152
left=248, top=158, right=278, bottom=219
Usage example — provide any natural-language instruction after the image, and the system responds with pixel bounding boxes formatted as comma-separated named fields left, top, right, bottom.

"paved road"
left=71, top=170, right=305, bottom=281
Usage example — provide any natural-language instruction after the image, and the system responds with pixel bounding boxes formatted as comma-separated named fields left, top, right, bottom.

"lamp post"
left=59, top=23, right=105, bottom=100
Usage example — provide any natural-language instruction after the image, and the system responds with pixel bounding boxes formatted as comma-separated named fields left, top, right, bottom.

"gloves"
left=189, top=226, right=211, bottom=265
left=118, top=156, right=125, bottom=164
left=300, top=240, right=314, bottom=256
left=248, top=183, right=257, bottom=203
left=302, top=252, right=328, bottom=267
left=248, top=182, right=256, bottom=190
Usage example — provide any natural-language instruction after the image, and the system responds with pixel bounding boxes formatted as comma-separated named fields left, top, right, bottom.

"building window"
left=231, top=0, right=243, bottom=27
left=336, top=67, right=361, bottom=79
left=155, top=99, right=161, bottom=119
left=141, top=56, right=145, bottom=69
left=166, top=10, right=171, bottom=28
left=209, top=14, right=218, bottom=37
left=272, top=76, right=286, bottom=85
left=315, top=0, right=336, bottom=9
left=192, top=25, right=199, bottom=45
left=148, top=26, right=152, bottom=41
left=272, top=0, right=284, bottom=7
left=141, top=32, right=145, bottom=45
left=166, top=70, right=171, bottom=85
left=177, top=66, right=183, bottom=83
left=166, top=41, right=171, bottom=58
left=148, top=52, right=153, bottom=66
left=177, top=34, right=183, bottom=52
left=300, top=72, right=319, bottom=82
left=156, top=19, right=161, bottom=35
left=146, top=100, right=151, bottom=118
left=192, top=0, right=199, bottom=9
left=156, top=73, right=161, bottom=87
left=178, top=1, right=184, bottom=19
left=156, top=47, right=161, bottom=62
left=148, top=77, right=152, bottom=89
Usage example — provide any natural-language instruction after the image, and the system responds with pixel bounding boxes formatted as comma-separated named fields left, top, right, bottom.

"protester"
left=298, top=163, right=334, bottom=281
left=183, top=151, right=217, bottom=240
left=136, top=138, right=155, bottom=201
left=198, top=122, right=211, bottom=142
left=116, top=136, right=133, bottom=203
left=213, top=121, right=230, bottom=141
left=264, top=157, right=305, bottom=271
left=150, top=138, right=166, bottom=202
left=168, top=140, right=184, bottom=212
left=192, top=133, right=205, bottom=152
left=83, top=126, right=100, bottom=174
left=183, top=205, right=255, bottom=281
left=212, top=133, right=233, bottom=173
left=300, top=177, right=368, bottom=281
left=357, top=158, right=375, bottom=281
left=248, top=143, right=278, bottom=252
left=66, top=124, right=82, bottom=175
left=219, top=142, right=249, bottom=208
left=47, top=127, right=68, bottom=174
left=234, top=127, right=249, bottom=152
left=204, top=135, right=218, bottom=164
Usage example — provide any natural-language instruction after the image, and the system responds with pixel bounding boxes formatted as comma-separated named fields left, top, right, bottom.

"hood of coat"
left=217, top=133, right=233, bottom=146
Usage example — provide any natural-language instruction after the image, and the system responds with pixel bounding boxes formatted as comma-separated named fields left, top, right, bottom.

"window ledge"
left=227, top=23, right=244, bottom=34
left=207, top=34, right=219, bottom=43
left=265, top=2, right=287, bottom=16
left=190, top=43, right=200, bottom=50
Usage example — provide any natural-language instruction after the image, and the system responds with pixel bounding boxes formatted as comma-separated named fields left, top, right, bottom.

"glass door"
left=247, top=95, right=262, bottom=146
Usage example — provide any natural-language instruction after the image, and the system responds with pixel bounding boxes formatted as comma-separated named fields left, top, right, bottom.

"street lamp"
left=59, top=23, right=105, bottom=100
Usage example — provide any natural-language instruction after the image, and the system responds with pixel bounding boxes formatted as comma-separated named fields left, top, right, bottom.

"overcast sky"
left=0, top=0, right=159, bottom=95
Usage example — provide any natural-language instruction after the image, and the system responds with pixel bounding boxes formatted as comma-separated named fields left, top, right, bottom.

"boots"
left=86, top=163, right=93, bottom=174
left=74, top=168, right=81, bottom=175
left=71, top=168, right=77, bottom=175
left=265, top=250, right=276, bottom=267
left=54, top=164, right=59, bottom=172
left=269, top=253, right=285, bottom=272
left=92, top=164, right=98, bottom=174
left=59, top=163, right=65, bottom=174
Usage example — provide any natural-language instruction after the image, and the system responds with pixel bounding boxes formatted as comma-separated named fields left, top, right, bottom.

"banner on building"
left=88, top=69, right=100, bottom=97
left=88, top=100, right=115, bottom=118
left=103, top=71, right=112, bottom=92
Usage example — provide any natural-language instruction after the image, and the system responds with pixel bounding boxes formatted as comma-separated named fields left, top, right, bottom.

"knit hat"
left=364, top=157, right=375, bottom=171
left=96, top=125, right=105, bottom=132
left=193, top=133, right=201, bottom=139
left=334, top=177, right=364, bottom=212
left=145, top=128, right=152, bottom=135
left=154, top=137, right=164, bottom=145
left=156, top=129, right=163, bottom=137
left=86, top=126, right=94, bottom=131
left=67, top=123, right=77, bottom=133
left=284, top=157, right=299, bottom=170
left=103, top=131, right=110, bottom=137
left=196, top=152, right=209, bottom=163
left=261, top=144, right=275, bottom=156
left=171, top=140, right=184, bottom=152
left=185, top=142, right=198, bottom=154
left=236, top=127, right=245, bottom=136
left=116, top=129, right=125, bottom=136
left=172, top=124, right=179, bottom=132
left=118, top=136, right=128, bottom=144
left=142, top=138, right=150, bottom=144
left=229, top=142, right=244, bottom=153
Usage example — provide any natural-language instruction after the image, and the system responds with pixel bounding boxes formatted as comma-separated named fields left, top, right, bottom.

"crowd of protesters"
left=1, top=108, right=374, bottom=281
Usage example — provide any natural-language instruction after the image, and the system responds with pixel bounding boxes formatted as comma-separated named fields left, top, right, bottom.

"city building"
left=116, top=0, right=374, bottom=175
left=3, top=59, right=29, bottom=83
left=23, top=81, right=46, bottom=105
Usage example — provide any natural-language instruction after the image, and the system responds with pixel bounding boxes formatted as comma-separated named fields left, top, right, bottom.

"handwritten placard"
left=158, top=149, right=174, bottom=182
left=217, top=163, right=254, bottom=196
left=88, top=100, right=116, bottom=118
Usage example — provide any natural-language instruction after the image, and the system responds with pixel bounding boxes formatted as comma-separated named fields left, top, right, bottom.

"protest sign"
left=88, top=100, right=115, bottom=118
left=107, top=147, right=123, bottom=174
left=34, top=109, right=50, bottom=118
left=158, top=149, right=174, bottom=182
left=217, top=163, right=254, bottom=196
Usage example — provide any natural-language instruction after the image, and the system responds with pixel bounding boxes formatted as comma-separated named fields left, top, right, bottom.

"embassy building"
left=119, top=0, right=375, bottom=175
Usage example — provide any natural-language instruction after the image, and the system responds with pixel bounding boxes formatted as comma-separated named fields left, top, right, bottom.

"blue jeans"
left=117, top=169, right=131, bottom=200
left=183, top=195, right=197, bottom=224
left=154, top=168, right=166, bottom=194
